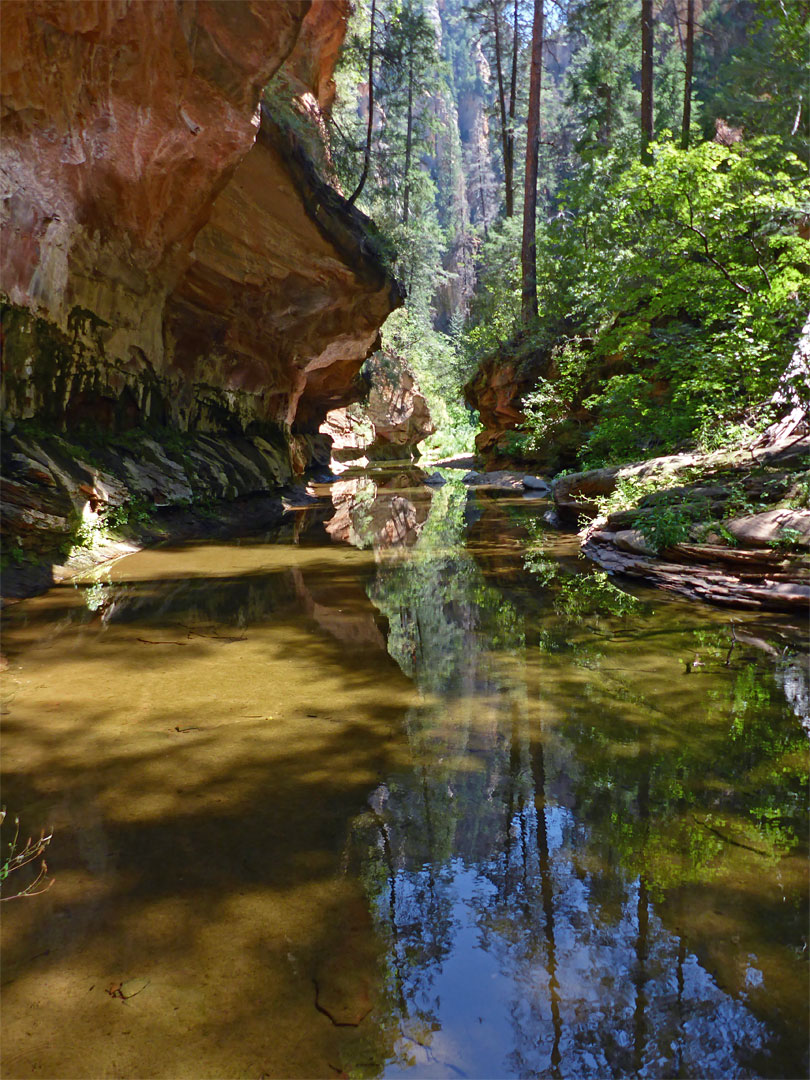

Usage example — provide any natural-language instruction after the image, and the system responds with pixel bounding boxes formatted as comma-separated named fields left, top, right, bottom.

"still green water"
left=1, top=470, right=807, bottom=1079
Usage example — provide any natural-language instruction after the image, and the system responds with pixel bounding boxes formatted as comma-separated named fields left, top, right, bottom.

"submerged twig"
left=0, top=810, right=55, bottom=901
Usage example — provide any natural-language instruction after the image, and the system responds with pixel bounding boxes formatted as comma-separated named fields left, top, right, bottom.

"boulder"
left=612, top=529, right=656, bottom=556
left=724, top=509, right=810, bottom=549
left=522, top=475, right=551, bottom=494
left=552, top=467, right=620, bottom=519
left=364, top=352, right=435, bottom=460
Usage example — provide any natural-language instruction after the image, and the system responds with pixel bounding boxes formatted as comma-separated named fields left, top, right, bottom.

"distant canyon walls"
left=0, top=0, right=401, bottom=459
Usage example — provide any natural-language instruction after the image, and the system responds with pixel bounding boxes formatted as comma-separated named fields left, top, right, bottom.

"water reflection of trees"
left=339, top=478, right=808, bottom=1078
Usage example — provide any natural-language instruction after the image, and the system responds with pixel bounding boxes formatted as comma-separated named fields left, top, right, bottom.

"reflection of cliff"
left=0, top=533, right=411, bottom=1078
left=325, top=473, right=431, bottom=558
left=85, top=545, right=389, bottom=661
left=1, top=2, right=400, bottom=448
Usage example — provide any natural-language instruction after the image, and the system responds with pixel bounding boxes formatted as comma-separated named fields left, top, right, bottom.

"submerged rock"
left=462, top=470, right=524, bottom=490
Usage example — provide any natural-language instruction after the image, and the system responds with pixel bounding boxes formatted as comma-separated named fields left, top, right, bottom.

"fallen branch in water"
left=0, top=810, right=55, bottom=901
left=136, top=638, right=187, bottom=646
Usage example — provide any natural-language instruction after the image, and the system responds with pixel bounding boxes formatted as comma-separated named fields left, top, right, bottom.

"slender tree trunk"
left=521, top=0, right=543, bottom=324
left=477, top=153, right=488, bottom=237
left=403, top=48, right=414, bottom=225
left=633, top=768, right=650, bottom=1073
left=680, top=0, right=694, bottom=149
left=492, top=1, right=513, bottom=217
left=506, top=0, right=519, bottom=212
left=349, top=0, right=376, bottom=205
left=640, top=0, right=654, bottom=160
left=602, top=13, right=613, bottom=147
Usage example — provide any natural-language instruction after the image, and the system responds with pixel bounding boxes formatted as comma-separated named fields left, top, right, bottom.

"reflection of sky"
left=382, top=844, right=768, bottom=1079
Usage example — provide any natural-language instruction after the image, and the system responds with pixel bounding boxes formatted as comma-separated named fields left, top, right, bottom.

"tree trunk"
left=602, top=11, right=613, bottom=147
left=403, top=48, right=414, bottom=225
left=521, top=0, right=543, bottom=324
left=349, top=0, right=376, bottom=205
left=492, top=1, right=513, bottom=217
left=680, top=0, right=694, bottom=149
left=640, top=0, right=654, bottom=161
left=506, top=0, right=518, bottom=212
left=477, top=151, right=489, bottom=238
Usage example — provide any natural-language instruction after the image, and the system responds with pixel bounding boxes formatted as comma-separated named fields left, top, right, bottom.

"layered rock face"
left=1, top=0, right=400, bottom=445
left=465, top=349, right=538, bottom=466
left=320, top=352, right=434, bottom=466
left=465, top=333, right=604, bottom=471
left=364, top=352, right=434, bottom=460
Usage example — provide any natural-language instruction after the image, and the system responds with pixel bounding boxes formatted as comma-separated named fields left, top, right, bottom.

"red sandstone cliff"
left=0, top=1, right=401, bottom=449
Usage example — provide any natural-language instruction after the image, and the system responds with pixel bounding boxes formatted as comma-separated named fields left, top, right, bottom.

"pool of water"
left=1, top=469, right=807, bottom=1078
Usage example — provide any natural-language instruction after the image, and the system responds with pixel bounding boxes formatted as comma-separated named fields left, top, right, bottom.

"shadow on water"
left=1, top=468, right=807, bottom=1078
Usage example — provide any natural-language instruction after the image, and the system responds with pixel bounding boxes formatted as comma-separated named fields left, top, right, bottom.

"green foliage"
left=3, top=538, right=27, bottom=567
left=633, top=498, right=703, bottom=553
left=564, top=0, right=643, bottom=160
left=695, top=0, right=810, bottom=157
left=104, top=498, right=153, bottom=532
left=465, top=216, right=524, bottom=355
left=524, top=524, right=641, bottom=616
left=382, top=309, right=479, bottom=457
left=516, top=135, right=809, bottom=467
left=767, top=526, right=804, bottom=552
left=521, top=337, right=589, bottom=448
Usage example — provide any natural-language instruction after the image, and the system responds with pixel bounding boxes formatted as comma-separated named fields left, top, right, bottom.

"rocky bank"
left=553, top=438, right=810, bottom=612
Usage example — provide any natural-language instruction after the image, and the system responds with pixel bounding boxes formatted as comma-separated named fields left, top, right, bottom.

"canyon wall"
left=0, top=0, right=401, bottom=447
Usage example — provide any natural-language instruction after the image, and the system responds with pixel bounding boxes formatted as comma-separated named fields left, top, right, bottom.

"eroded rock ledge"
left=1, top=0, right=401, bottom=447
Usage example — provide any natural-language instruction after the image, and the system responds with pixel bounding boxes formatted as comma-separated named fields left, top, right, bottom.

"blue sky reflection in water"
left=334, top=470, right=809, bottom=1080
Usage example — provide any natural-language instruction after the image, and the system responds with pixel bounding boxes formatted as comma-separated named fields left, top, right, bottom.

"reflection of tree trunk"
left=414, top=608, right=426, bottom=667
left=376, top=817, right=408, bottom=1015
left=421, top=766, right=436, bottom=885
left=504, top=705, right=521, bottom=896
left=633, top=876, right=649, bottom=1071
left=533, top=738, right=561, bottom=1076
left=676, top=933, right=686, bottom=1075
left=633, top=770, right=650, bottom=1072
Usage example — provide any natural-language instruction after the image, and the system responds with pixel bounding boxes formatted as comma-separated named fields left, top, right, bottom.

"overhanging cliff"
left=0, top=0, right=401, bottom=443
